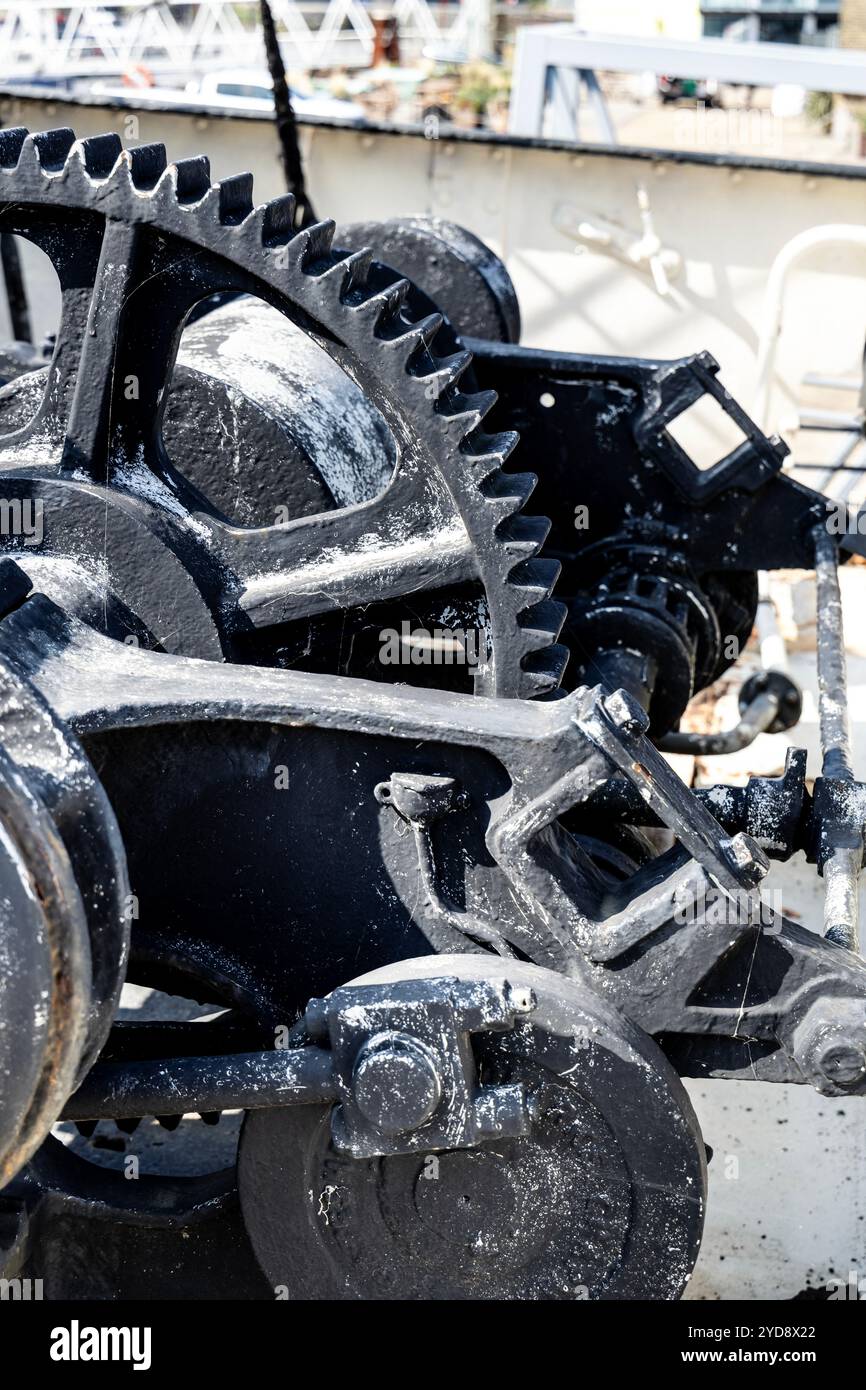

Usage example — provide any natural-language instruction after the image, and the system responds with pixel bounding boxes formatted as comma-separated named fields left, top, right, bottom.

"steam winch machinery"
left=0, top=127, right=864, bottom=1300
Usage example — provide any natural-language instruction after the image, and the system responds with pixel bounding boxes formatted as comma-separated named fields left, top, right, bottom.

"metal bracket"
left=577, top=687, right=770, bottom=895
left=374, top=772, right=516, bottom=957
left=633, top=351, right=789, bottom=502
left=305, top=976, right=535, bottom=1159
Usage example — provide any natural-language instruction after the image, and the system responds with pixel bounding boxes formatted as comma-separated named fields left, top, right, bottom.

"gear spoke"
left=0, top=213, right=103, bottom=463
left=213, top=475, right=476, bottom=625
left=60, top=219, right=176, bottom=481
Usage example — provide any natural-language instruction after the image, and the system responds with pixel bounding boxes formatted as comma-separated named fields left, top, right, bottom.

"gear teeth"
left=509, top=555, right=561, bottom=601
left=115, top=1117, right=141, bottom=1135
left=482, top=469, right=537, bottom=508
left=218, top=171, right=254, bottom=225
left=470, top=429, right=520, bottom=464
left=488, top=500, right=565, bottom=697
left=387, top=309, right=443, bottom=352
left=355, top=276, right=411, bottom=332
left=482, top=478, right=538, bottom=527
left=318, top=247, right=372, bottom=300
left=156, top=1115, right=182, bottom=1131
left=259, top=193, right=297, bottom=244
left=442, top=389, right=498, bottom=438
left=417, top=348, right=473, bottom=395
left=519, top=642, right=570, bottom=696
left=0, top=127, right=27, bottom=169
left=489, top=500, right=533, bottom=532
left=519, top=596, right=565, bottom=637
left=335, top=246, right=372, bottom=298
left=170, top=155, right=211, bottom=204
left=74, top=1120, right=98, bottom=1138
left=199, top=1112, right=221, bottom=1126
left=72, top=133, right=123, bottom=179
left=294, top=218, right=337, bottom=272
left=23, top=128, right=76, bottom=174
left=498, top=514, right=551, bottom=561
left=513, top=576, right=568, bottom=696
left=511, top=628, right=567, bottom=669
left=463, top=433, right=521, bottom=487
left=450, top=387, right=563, bottom=699
left=121, top=143, right=168, bottom=191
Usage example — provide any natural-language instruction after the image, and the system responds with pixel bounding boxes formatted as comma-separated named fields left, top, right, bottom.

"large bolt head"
left=352, top=1031, right=442, bottom=1135
left=722, top=832, right=770, bottom=887
left=813, top=1038, right=866, bottom=1091
left=793, top=1003, right=866, bottom=1096
left=602, top=688, right=650, bottom=738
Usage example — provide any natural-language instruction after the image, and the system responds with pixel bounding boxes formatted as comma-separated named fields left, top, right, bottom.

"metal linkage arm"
left=62, top=976, right=535, bottom=1161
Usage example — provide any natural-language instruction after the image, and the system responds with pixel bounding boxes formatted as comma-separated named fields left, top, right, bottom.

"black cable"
left=792, top=463, right=866, bottom=472
left=260, top=0, right=317, bottom=230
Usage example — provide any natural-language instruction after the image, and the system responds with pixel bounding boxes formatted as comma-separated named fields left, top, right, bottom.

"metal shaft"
left=592, top=646, right=657, bottom=712
left=814, top=526, right=854, bottom=782
left=62, top=1047, right=337, bottom=1122
left=812, top=524, right=860, bottom=950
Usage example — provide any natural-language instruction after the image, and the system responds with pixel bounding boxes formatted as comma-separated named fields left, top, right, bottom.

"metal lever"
left=812, top=524, right=862, bottom=952
left=658, top=670, right=802, bottom=757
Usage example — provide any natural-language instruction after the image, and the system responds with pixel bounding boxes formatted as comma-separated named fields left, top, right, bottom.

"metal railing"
left=0, top=0, right=486, bottom=77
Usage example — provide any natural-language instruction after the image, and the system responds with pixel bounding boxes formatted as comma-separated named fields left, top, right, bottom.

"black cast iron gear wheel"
left=0, top=127, right=567, bottom=698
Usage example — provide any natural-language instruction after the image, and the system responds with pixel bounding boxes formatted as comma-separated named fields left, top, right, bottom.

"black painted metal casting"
left=0, top=127, right=863, bottom=1301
